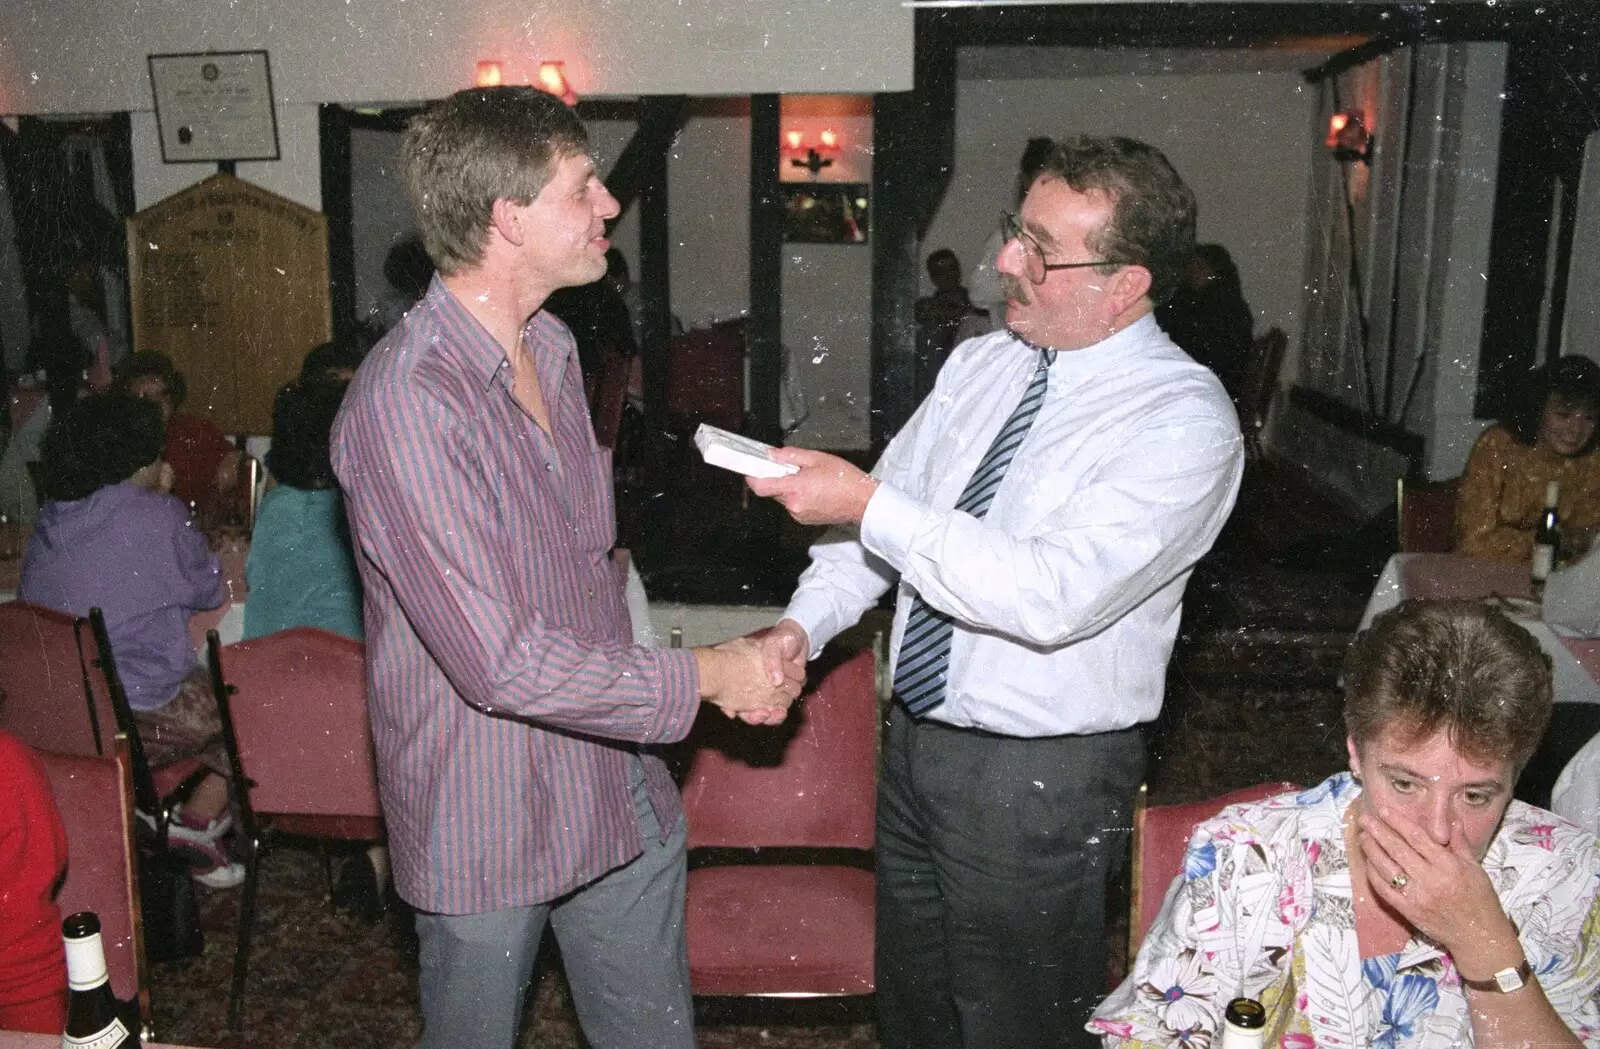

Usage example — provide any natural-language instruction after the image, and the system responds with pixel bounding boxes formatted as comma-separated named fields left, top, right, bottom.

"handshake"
left=692, top=619, right=811, bottom=726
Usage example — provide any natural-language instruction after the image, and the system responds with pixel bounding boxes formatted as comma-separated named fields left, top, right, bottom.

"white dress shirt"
left=784, top=314, right=1243, bottom=737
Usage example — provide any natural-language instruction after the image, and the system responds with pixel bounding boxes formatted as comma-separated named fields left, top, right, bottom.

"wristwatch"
left=1462, top=959, right=1533, bottom=993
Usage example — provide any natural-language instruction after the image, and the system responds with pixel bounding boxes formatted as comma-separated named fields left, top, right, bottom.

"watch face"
left=1494, top=965, right=1528, bottom=993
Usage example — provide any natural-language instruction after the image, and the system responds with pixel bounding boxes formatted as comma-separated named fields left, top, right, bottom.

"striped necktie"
left=893, top=347, right=1055, bottom=717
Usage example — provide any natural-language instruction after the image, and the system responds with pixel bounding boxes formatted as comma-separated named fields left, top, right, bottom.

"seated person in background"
left=244, top=378, right=362, bottom=642
left=243, top=377, right=382, bottom=916
left=1553, top=727, right=1600, bottom=841
left=299, top=338, right=366, bottom=384
left=1093, top=598, right=1600, bottom=1048
left=1155, top=243, right=1254, bottom=401
left=0, top=317, right=91, bottom=530
left=19, top=393, right=241, bottom=889
left=914, top=248, right=988, bottom=387
left=114, top=351, right=244, bottom=525
left=1455, top=355, right=1600, bottom=562
left=0, top=727, right=68, bottom=1034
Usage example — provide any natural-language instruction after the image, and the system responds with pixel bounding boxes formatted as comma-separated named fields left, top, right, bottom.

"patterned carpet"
left=149, top=460, right=1379, bottom=1048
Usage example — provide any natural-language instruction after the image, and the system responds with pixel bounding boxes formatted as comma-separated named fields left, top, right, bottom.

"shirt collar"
left=1006, top=312, right=1162, bottom=373
left=418, top=275, right=516, bottom=391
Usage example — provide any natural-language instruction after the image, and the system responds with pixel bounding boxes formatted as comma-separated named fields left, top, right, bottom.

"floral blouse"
left=1454, top=424, right=1600, bottom=562
left=1090, top=774, right=1600, bottom=1049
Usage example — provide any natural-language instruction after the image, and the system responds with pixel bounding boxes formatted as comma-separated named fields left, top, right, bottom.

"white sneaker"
left=193, top=859, right=247, bottom=890
left=166, top=805, right=233, bottom=846
left=172, top=837, right=246, bottom=890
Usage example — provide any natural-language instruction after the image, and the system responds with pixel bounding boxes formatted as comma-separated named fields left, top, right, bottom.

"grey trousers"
left=415, top=760, right=694, bottom=1049
left=875, top=706, right=1145, bottom=1049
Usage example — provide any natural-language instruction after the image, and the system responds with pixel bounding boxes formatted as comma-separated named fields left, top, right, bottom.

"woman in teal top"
left=243, top=378, right=362, bottom=641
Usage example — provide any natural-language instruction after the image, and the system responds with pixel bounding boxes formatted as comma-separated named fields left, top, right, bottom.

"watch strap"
left=1461, top=959, right=1532, bottom=992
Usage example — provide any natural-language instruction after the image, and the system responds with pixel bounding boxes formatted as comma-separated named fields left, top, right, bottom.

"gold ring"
left=1390, top=872, right=1409, bottom=890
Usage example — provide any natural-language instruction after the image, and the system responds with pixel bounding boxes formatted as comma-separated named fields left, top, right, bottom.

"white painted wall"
left=1, top=0, right=910, bottom=214
left=1565, top=131, right=1600, bottom=364
left=0, top=0, right=911, bottom=112
left=924, top=59, right=1320, bottom=364
left=663, top=107, right=874, bottom=449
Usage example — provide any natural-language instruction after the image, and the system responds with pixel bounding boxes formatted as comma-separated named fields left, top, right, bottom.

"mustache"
left=1000, top=274, right=1030, bottom=305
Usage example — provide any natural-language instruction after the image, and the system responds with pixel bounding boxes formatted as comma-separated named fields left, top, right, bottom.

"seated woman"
left=114, top=351, right=244, bottom=526
left=1092, top=599, right=1600, bottom=1048
left=19, top=393, right=241, bottom=889
left=244, top=378, right=361, bottom=641
left=244, top=377, right=384, bottom=916
left=1455, top=356, right=1600, bottom=561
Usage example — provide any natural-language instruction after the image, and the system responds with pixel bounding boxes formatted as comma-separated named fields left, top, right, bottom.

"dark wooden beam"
left=1475, top=26, right=1598, bottom=419
left=603, top=95, right=688, bottom=220
left=871, top=9, right=958, bottom=453
left=748, top=95, right=783, bottom=445
left=318, top=104, right=357, bottom=344
left=633, top=97, right=677, bottom=565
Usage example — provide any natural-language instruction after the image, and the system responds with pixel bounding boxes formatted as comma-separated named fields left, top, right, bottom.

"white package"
left=693, top=423, right=799, bottom=479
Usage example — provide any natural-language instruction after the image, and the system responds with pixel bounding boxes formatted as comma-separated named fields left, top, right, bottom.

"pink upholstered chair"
left=206, top=626, right=382, bottom=1030
left=1396, top=476, right=1461, bottom=553
left=1128, top=780, right=1299, bottom=959
left=0, top=601, right=115, bottom=758
left=679, top=645, right=878, bottom=997
left=84, top=608, right=208, bottom=831
left=38, top=737, right=151, bottom=1038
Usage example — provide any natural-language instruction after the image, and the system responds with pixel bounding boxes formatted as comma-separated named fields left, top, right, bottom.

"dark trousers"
left=875, top=706, right=1145, bottom=1049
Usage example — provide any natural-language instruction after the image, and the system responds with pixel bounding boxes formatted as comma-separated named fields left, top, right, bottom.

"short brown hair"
left=1031, top=136, right=1197, bottom=306
left=1344, top=599, right=1552, bottom=771
left=401, top=87, right=589, bottom=276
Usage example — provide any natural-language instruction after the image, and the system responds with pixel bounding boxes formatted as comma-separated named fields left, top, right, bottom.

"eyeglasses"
left=1000, top=211, right=1116, bottom=286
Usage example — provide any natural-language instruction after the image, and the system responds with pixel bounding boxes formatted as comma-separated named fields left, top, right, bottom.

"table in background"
left=1361, top=552, right=1600, bottom=705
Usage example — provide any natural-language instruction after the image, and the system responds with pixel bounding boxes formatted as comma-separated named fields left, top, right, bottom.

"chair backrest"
left=591, top=344, right=633, bottom=450
left=1397, top=475, right=1461, bottom=553
left=1130, top=780, right=1298, bottom=957
left=680, top=647, right=877, bottom=851
left=38, top=739, right=146, bottom=1015
left=0, top=600, right=115, bottom=758
left=665, top=318, right=745, bottom=431
left=1237, top=327, right=1288, bottom=445
left=212, top=627, right=381, bottom=821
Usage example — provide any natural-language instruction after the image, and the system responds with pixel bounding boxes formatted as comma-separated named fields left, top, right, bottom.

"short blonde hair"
left=401, top=87, right=588, bottom=276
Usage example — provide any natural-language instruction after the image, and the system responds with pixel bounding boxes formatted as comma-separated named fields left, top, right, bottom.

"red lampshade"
left=1326, top=111, right=1370, bottom=161
left=475, top=61, right=503, bottom=88
left=538, top=61, right=578, bottom=106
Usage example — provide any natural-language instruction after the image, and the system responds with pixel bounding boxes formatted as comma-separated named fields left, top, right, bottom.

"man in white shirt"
left=748, top=136, right=1244, bottom=1049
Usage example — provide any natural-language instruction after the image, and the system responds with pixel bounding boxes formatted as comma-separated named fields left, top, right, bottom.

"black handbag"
left=136, top=832, right=204, bottom=963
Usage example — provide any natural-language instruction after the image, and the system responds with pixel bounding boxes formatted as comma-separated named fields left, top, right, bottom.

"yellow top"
left=1453, top=424, right=1600, bottom=561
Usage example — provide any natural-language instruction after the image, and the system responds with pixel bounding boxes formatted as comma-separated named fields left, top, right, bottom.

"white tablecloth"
left=1361, top=553, right=1600, bottom=706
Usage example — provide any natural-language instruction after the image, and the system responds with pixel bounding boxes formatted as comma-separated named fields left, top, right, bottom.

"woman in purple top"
left=19, top=393, right=241, bottom=888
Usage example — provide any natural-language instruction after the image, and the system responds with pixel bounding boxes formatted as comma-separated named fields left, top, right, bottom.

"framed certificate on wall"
left=148, top=50, right=280, bottom=163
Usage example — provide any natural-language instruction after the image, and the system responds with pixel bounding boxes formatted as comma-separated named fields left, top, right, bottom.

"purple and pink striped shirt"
left=331, top=278, right=700, bottom=915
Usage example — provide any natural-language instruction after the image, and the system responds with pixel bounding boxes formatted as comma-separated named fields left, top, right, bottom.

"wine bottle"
left=61, top=911, right=138, bottom=1049
left=1532, top=480, right=1561, bottom=598
left=1218, top=996, right=1266, bottom=1049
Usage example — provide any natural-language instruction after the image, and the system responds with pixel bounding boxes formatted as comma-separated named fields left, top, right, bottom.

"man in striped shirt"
left=332, top=87, right=801, bottom=1049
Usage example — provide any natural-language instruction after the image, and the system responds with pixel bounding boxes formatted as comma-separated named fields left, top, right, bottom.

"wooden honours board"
left=127, top=173, right=330, bottom=435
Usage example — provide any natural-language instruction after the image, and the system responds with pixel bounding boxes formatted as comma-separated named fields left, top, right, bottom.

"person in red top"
left=114, top=352, right=243, bottom=523
left=0, top=728, right=69, bottom=1033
